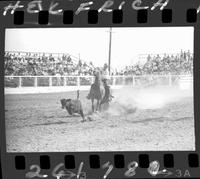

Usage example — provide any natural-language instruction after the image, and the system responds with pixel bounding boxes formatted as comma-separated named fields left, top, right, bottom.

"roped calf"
left=60, top=90, right=85, bottom=122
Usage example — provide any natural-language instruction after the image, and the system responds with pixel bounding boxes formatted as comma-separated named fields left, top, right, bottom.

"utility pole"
left=78, top=53, right=80, bottom=61
left=108, top=27, right=112, bottom=76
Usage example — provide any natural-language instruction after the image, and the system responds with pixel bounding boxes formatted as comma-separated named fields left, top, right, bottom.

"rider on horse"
left=87, top=69, right=113, bottom=111
left=86, top=70, right=101, bottom=100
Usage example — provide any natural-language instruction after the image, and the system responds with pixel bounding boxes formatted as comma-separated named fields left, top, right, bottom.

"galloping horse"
left=87, top=71, right=105, bottom=112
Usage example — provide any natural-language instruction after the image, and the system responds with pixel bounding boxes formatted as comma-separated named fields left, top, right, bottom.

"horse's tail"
left=77, top=90, right=80, bottom=99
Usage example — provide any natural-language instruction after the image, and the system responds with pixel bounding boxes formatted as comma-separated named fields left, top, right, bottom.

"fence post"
left=34, top=77, right=38, bottom=87
left=64, top=77, right=67, bottom=86
left=169, top=75, right=172, bottom=86
left=123, top=76, right=125, bottom=85
left=113, top=77, right=116, bottom=86
left=77, top=76, right=80, bottom=86
left=49, top=77, right=52, bottom=86
left=91, top=76, right=94, bottom=84
left=19, top=77, right=22, bottom=88
left=132, top=76, right=135, bottom=86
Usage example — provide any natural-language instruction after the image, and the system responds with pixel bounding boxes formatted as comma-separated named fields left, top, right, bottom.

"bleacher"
left=4, top=51, right=193, bottom=91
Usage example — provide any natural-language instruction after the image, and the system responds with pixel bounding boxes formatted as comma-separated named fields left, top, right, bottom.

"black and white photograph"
left=4, top=27, right=195, bottom=152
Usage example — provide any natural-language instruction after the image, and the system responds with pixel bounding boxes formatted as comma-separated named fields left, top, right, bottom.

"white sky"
left=5, top=27, right=194, bottom=69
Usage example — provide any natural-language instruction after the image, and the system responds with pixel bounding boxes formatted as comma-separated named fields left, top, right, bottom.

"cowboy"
left=96, top=75, right=114, bottom=111
left=101, top=78, right=114, bottom=103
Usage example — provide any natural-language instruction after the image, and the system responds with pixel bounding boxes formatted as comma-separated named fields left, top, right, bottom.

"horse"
left=87, top=72, right=105, bottom=112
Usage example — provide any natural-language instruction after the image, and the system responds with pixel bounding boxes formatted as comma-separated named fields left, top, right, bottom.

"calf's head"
left=60, top=99, right=71, bottom=109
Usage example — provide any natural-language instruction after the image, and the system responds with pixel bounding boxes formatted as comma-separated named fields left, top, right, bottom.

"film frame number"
left=26, top=162, right=86, bottom=179
left=124, top=161, right=138, bottom=177
left=102, top=162, right=114, bottom=179
left=25, top=165, right=48, bottom=178
left=25, top=160, right=191, bottom=178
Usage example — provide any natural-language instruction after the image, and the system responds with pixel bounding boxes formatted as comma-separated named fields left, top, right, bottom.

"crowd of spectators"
left=4, top=51, right=193, bottom=76
left=114, top=51, right=193, bottom=76
left=4, top=52, right=96, bottom=76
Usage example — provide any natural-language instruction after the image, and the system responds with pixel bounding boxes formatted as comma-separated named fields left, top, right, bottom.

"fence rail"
left=4, top=75, right=193, bottom=88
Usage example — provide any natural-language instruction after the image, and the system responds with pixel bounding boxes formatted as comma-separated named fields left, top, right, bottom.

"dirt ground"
left=5, top=86, right=195, bottom=152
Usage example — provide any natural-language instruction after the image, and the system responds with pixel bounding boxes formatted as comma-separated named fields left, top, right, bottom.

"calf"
left=60, top=90, right=85, bottom=122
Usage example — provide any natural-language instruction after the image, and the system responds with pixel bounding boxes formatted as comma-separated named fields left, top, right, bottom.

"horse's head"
left=94, top=71, right=102, bottom=85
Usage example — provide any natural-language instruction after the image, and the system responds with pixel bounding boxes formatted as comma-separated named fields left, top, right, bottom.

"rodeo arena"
left=5, top=50, right=195, bottom=152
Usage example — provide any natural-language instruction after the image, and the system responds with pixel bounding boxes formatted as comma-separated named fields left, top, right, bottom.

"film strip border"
left=9, top=152, right=199, bottom=178
left=1, top=0, right=200, bottom=27
left=1, top=1, right=200, bottom=179
left=15, top=153, right=200, bottom=170
left=11, top=9, right=198, bottom=25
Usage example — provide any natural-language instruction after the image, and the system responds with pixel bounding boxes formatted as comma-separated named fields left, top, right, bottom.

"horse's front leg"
left=91, top=99, right=95, bottom=112
left=96, top=100, right=100, bottom=112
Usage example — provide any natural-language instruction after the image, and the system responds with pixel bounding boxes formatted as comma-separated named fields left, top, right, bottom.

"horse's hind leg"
left=99, top=101, right=101, bottom=112
left=99, top=101, right=102, bottom=112
left=80, top=109, right=85, bottom=122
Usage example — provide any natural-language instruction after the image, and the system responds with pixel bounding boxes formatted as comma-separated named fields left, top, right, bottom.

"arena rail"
left=4, top=75, right=193, bottom=94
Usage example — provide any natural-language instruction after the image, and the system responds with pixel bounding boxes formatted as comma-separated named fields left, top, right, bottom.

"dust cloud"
left=107, top=86, right=193, bottom=116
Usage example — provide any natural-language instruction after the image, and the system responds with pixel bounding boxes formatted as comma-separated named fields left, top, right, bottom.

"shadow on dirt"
left=128, top=117, right=168, bottom=124
left=174, top=117, right=192, bottom=121
left=32, top=121, right=70, bottom=127
left=128, top=116, right=192, bottom=124
left=43, top=115, right=80, bottom=119
left=33, top=115, right=84, bottom=127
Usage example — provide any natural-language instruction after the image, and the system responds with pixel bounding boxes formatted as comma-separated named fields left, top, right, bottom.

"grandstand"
left=5, top=50, right=193, bottom=76
left=4, top=51, right=193, bottom=93
left=4, top=51, right=96, bottom=76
